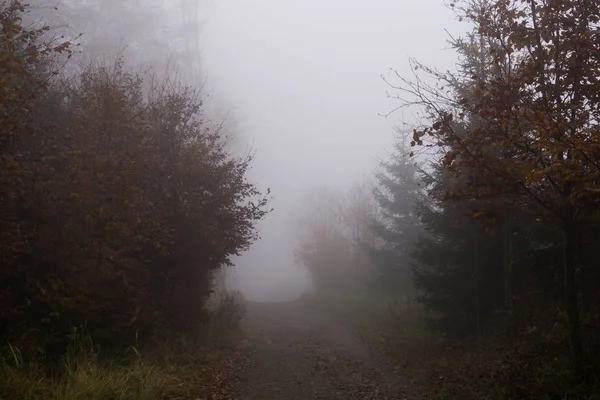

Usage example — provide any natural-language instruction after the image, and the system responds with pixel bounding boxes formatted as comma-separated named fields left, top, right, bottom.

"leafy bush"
left=0, top=58, right=269, bottom=350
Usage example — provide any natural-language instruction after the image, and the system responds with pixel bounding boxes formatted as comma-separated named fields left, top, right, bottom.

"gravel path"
left=233, top=300, right=414, bottom=400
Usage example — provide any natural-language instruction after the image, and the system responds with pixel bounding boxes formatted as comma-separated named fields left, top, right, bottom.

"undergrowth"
left=0, top=291, right=246, bottom=400
left=375, top=304, right=600, bottom=400
left=306, top=290, right=600, bottom=400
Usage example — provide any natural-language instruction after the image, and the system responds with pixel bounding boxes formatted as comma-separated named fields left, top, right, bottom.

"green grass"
left=0, top=292, right=246, bottom=400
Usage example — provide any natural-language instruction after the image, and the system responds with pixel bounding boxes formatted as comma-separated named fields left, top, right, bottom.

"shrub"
left=0, top=60, right=269, bottom=351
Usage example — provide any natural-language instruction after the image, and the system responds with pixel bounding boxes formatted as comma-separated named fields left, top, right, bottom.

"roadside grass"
left=0, top=291, right=246, bottom=400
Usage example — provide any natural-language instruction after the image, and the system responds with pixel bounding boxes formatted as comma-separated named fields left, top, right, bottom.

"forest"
left=2, top=0, right=600, bottom=399
left=294, top=0, right=600, bottom=398
left=0, top=0, right=269, bottom=398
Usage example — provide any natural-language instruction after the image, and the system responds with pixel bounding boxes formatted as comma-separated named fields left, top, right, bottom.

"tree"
left=0, top=2, right=73, bottom=335
left=0, top=59, right=270, bottom=350
left=0, top=0, right=72, bottom=144
left=368, top=137, right=423, bottom=295
left=293, top=187, right=353, bottom=292
left=293, top=183, right=379, bottom=294
left=340, top=180, right=380, bottom=286
left=25, top=0, right=204, bottom=77
left=392, top=0, right=600, bottom=376
left=412, top=162, right=506, bottom=337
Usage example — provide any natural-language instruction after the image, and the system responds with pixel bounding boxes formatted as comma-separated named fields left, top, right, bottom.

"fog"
left=24, top=0, right=465, bottom=303
left=201, top=1, right=463, bottom=301
left=5, top=2, right=597, bottom=396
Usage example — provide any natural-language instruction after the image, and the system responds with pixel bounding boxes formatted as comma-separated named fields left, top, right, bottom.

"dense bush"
left=0, top=2, right=269, bottom=353
left=0, top=291, right=247, bottom=400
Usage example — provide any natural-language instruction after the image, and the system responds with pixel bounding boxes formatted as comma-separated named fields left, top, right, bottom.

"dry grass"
left=0, top=292, right=246, bottom=400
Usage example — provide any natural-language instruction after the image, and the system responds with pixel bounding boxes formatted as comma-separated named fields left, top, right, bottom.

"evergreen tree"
left=368, top=137, right=422, bottom=295
left=412, top=163, right=505, bottom=337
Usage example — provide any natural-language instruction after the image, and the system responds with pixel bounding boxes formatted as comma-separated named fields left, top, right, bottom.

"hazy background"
left=201, top=0, right=465, bottom=301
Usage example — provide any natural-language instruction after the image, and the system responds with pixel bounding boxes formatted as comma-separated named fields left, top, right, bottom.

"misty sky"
left=202, top=0, right=466, bottom=301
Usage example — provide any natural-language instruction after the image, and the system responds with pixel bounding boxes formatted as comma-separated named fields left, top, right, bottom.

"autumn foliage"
left=0, top=2, right=268, bottom=352
left=396, top=0, right=600, bottom=381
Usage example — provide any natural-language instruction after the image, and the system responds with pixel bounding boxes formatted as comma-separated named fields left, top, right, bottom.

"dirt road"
left=233, top=300, right=413, bottom=400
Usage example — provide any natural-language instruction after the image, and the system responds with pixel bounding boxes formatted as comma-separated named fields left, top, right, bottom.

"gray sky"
left=202, top=0, right=465, bottom=301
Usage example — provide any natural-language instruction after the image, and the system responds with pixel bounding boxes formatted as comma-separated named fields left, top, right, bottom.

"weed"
left=0, top=291, right=247, bottom=400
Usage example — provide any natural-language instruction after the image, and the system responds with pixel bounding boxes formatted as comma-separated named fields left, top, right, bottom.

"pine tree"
left=403, top=0, right=600, bottom=374
left=368, top=137, right=422, bottom=295
left=412, top=163, right=505, bottom=337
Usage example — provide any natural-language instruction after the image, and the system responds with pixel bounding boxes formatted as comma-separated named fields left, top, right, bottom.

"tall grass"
left=0, top=291, right=246, bottom=400
left=0, top=339, right=170, bottom=400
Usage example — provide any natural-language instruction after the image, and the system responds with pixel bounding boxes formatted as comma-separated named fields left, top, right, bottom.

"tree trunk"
left=503, top=216, right=513, bottom=313
left=564, top=223, right=584, bottom=378
left=474, top=229, right=481, bottom=341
